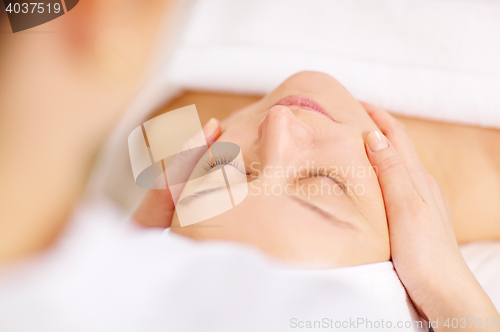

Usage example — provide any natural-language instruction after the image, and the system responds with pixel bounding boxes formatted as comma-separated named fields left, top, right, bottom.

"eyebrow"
left=177, top=186, right=228, bottom=206
left=287, top=195, right=357, bottom=229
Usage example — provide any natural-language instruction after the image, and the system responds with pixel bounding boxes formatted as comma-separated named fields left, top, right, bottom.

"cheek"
left=348, top=156, right=388, bottom=232
left=368, top=177, right=386, bottom=214
left=217, top=126, right=258, bottom=154
left=363, top=178, right=390, bottom=246
left=360, top=177, right=387, bottom=218
left=351, top=107, right=381, bottom=132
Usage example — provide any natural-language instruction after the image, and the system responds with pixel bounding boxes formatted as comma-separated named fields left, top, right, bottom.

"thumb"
left=365, top=131, right=418, bottom=211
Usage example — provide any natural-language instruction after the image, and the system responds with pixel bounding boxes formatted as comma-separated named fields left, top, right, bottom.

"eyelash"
left=203, top=156, right=346, bottom=192
left=203, top=154, right=249, bottom=175
left=301, top=169, right=347, bottom=193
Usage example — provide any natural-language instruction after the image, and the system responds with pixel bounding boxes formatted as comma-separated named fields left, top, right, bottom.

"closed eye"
left=298, top=169, right=348, bottom=194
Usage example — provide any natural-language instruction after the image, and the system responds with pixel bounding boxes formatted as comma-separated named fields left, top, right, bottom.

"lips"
left=274, top=95, right=336, bottom=122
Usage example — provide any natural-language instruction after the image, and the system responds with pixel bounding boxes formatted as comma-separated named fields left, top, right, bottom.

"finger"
left=360, top=101, right=422, bottom=168
left=204, top=118, right=223, bottom=144
left=365, top=131, right=423, bottom=218
left=133, top=118, right=222, bottom=227
left=360, top=101, right=432, bottom=198
left=133, top=189, right=175, bottom=228
left=429, top=175, right=452, bottom=221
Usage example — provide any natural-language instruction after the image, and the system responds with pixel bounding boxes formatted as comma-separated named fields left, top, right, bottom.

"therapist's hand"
left=361, top=102, right=499, bottom=329
left=133, top=118, right=222, bottom=228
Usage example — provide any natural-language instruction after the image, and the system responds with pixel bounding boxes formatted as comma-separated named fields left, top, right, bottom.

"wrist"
left=420, top=264, right=499, bottom=330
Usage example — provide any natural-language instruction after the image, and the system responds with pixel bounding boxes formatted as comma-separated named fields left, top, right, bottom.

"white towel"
left=165, top=0, right=500, bottom=128
left=0, top=199, right=426, bottom=332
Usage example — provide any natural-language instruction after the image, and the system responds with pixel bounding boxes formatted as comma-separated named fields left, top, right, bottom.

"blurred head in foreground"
left=0, top=0, right=175, bottom=261
left=171, top=72, right=390, bottom=268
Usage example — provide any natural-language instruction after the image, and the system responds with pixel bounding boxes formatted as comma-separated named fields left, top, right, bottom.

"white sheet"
left=0, top=200, right=427, bottom=332
left=165, top=0, right=500, bottom=128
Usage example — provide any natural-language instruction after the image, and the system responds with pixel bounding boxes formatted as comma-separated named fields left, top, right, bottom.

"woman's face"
left=171, top=71, right=390, bottom=268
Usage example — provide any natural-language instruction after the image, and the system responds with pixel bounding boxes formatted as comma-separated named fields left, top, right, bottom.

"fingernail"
left=203, top=118, right=218, bottom=137
left=367, top=131, right=388, bottom=151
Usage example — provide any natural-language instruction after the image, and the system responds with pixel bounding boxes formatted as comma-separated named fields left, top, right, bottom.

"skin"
left=167, top=71, right=392, bottom=268
left=135, top=71, right=500, bottom=329
left=363, top=104, right=499, bottom=330
left=158, top=89, right=500, bottom=244
left=0, top=0, right=496, bottom=326
left=141, top=70, right=500, bottom=266
left=0, top=0, right=175, bottom=262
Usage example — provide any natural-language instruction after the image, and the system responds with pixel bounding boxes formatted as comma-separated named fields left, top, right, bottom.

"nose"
left=257, top=105, right=315, bottom=168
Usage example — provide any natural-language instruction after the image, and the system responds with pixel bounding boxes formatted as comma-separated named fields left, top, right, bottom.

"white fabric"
left=461, top=241, right=500, bottom=311
left=0, top=200, right=427, bottom=332
left=164, top=0, right=500, bottom=128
